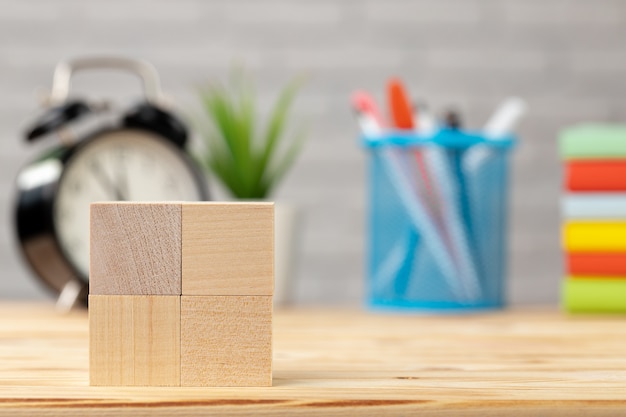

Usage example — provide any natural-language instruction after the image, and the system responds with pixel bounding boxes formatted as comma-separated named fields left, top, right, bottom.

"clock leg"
left=55, top=280, right=83, bottom=313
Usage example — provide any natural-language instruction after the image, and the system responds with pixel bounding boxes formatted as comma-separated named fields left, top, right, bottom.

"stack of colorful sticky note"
left=561, top=125, right=626, bottom=313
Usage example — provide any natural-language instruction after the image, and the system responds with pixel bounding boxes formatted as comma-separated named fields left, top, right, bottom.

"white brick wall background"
left=2, top=0, right=626, bottom=305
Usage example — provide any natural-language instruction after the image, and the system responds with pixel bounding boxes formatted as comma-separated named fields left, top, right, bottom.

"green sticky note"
left=564, top=278, right=626, bottom=313
left=560, top=124, right=626, bottom=160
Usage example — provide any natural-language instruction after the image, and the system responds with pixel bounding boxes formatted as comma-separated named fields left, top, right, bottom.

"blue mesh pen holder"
left=364, top=129, right=515, bottom=311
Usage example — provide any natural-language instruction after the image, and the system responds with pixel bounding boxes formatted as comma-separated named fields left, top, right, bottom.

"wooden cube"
left=180, top=295, right=272, bottom=387
left=182, top=203, right=274, bottom=296
left=90, top=202, right=182, bottom=295
left=89, top=295, right=180, bottom=386
left=89, top=202, right=274, bottom=387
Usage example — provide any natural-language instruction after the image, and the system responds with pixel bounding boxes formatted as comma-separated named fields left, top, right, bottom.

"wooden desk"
left=0, top=303, right=625, bottom=416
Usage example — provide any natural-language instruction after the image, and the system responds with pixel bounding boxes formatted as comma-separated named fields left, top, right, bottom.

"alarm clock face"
left=53, top=129, right=205, bottom=278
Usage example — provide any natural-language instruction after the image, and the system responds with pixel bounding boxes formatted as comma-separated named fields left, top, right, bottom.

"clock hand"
left=89, top=160, right=125, bottom=200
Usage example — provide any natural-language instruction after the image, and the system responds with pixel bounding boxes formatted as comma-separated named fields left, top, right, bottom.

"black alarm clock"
left=15, top=57, right=208, bottom=308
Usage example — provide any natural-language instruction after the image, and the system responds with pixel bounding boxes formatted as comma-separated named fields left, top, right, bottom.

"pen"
left=439, top=108, right=482, bottom=299
left=484, top=97, right=526, bottom=138
left=463, top=97, right=525, bottom=300
left=464, top=97, right=526, bottom=172
left=442, top=109, right=473, bottom=248
left=419, top=107, right=481, bottom=300
left=352, top=91, right=419, bottom=296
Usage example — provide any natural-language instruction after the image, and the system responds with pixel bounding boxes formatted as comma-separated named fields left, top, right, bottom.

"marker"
left=387, top=79, right=435, bottom=196
left=387, top=80, right=440, bottom=296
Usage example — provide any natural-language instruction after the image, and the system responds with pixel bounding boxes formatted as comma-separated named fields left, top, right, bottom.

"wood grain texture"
left=4, top=303, right=626, bottom=415
left=181, top=203, right=274, bottom=296
left=90, top=202, right=182, bottom=295
left=89, top=296, right=180, bottom=386
left=181, top=296, right=272, bottom=387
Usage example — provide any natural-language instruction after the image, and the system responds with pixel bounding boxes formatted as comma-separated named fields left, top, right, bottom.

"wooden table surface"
left=1, top=303, right=626, bottom=416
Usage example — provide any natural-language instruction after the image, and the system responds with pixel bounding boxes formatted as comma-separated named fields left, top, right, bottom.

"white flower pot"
left=273, top=202, right=301, bottom=306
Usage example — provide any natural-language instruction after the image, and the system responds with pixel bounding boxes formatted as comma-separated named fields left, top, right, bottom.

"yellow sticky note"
left=563, top=222, right=626, bottom=252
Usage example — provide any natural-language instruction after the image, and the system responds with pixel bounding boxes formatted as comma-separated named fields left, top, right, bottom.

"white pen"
left=464, top=97, right=527, bottom=172
left=484, top=97, right=527, bottom=139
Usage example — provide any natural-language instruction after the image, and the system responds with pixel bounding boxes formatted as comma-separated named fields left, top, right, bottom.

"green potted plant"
left=196, top=73, right=305, bottom=200
left=195, top=73, right=306, bottom=305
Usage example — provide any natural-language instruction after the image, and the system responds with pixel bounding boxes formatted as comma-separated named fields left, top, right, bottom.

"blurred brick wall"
left=2, top=0, right=626, bottom=304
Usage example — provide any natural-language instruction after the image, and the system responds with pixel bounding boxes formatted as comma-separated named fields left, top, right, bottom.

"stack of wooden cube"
left=89, top=202, right=274, bottom=386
